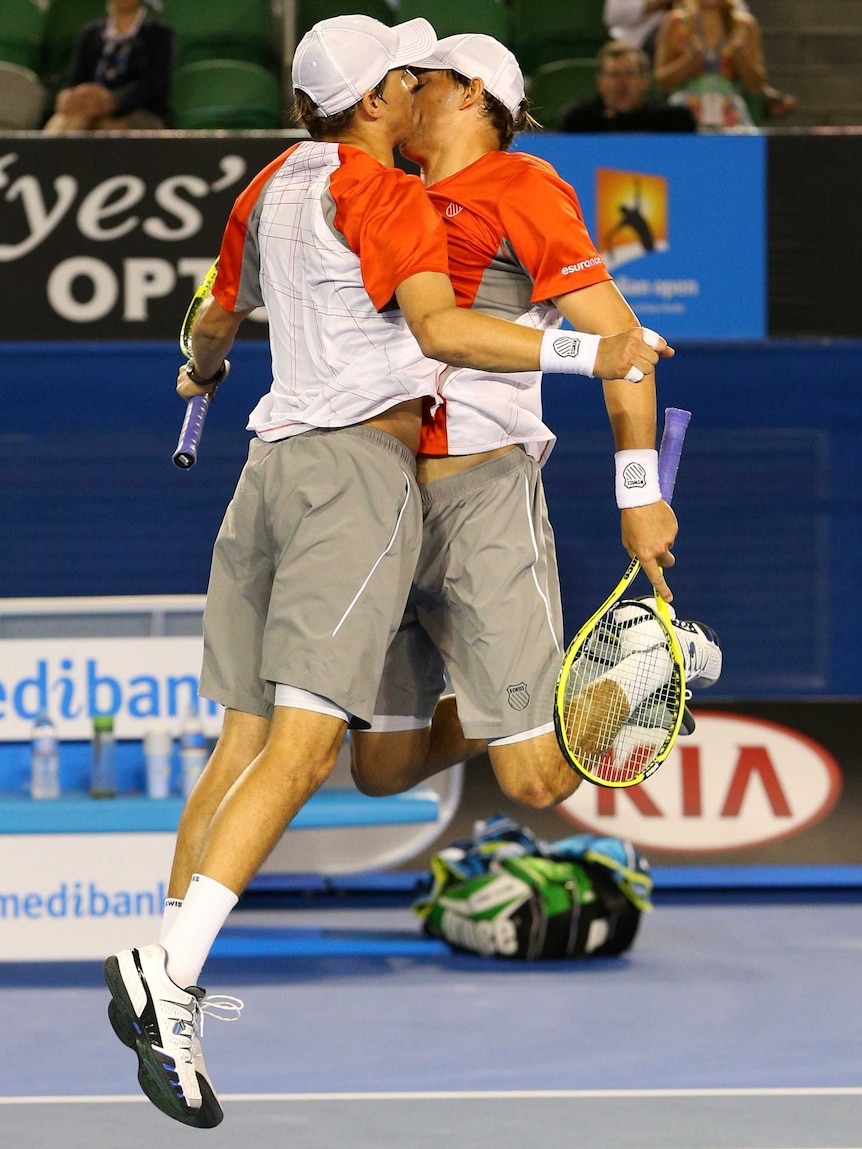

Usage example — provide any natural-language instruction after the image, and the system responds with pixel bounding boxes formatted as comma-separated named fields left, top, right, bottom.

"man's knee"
left=489, top=740, right=581, bottom=809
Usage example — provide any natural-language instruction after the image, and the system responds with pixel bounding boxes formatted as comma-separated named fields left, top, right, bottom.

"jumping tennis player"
left=350, top=34, right=722, bottom=810
left=102, top=16, right=672, bottom=1129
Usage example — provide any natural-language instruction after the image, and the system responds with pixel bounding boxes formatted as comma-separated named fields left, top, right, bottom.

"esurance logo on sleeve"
left=557, top=712, right=842, bottom=853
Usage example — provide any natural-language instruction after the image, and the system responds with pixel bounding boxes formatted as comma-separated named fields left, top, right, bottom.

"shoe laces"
left=195, top=993, right=244, bottom=1038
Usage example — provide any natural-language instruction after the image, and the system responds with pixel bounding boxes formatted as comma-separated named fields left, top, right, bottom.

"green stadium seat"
left=172, top=59, right=283, bottom=130
left=0, top=61, right=47, bottom=128
left=527, top=58, right=597, bottom=129
left=162, top=0, right=275, bottom=68
left=297, top=0, right=395, bottom=39
left=508, top=0, right=607, bottom=73
left=396, top=0, right=508, bottom=42
left=41, top=0, right=105, bottom=90
left=0, top=0, right=45, bottom=73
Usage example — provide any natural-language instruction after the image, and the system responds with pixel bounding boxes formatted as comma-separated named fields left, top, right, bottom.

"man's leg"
left=168, top=708, right=269, bottom=900
left=189, top=705, right=345, bottom=895
left=351, top=694, right=486, bottom=795
left=487, top=731, right=581, bottom=810
left=104, top=705, right=346, bottom=1128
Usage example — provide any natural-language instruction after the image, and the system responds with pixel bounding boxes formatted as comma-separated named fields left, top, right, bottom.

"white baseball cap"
left=411, top=33, right=525, bottom=117
left=293, top=14, right=437, bottom=117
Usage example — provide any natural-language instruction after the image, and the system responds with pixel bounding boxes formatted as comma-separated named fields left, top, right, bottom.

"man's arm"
left=553, top=279, right=678, bottom=601
left=177, top=294, right=253, bottom=401
left=395, top=271, right=670, bottom=381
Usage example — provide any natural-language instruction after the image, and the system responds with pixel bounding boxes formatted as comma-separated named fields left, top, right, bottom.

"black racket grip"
left=172, top=393, right=210, bottom=469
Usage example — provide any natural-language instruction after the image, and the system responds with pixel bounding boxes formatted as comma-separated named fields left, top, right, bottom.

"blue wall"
left=2, top=340, right=860, bottom=700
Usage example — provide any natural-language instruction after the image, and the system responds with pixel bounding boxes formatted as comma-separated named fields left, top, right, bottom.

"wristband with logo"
left=540, top=328, right=601, bottom=377
left=615, top=448, right=661, bottom=508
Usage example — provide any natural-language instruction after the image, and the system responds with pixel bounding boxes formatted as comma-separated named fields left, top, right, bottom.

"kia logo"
left=557, top=712, right=842, bottom=853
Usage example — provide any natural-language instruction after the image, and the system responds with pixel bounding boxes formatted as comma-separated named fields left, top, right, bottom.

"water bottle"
left=179, top=707, right=208, bottom=797
left=30, top=711, right=60, bottom=800
left=90, top=714, right=117, bottom=798
left=143, top=726, right=173, bottom=799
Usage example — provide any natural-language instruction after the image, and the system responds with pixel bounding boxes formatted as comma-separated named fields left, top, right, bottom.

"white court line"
left=1, top=1087, right=861, bottom=1105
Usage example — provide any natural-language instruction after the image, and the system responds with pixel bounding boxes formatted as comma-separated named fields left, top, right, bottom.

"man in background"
left=561, top=41, right=696, bottom=132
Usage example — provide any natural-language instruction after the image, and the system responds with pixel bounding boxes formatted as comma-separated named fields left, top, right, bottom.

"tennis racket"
left=172, top=258, right=219, bottom=469
left=554, top=407, right=691, bottom=788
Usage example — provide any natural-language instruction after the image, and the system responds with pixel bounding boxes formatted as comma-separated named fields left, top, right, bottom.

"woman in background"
left=653, top=0, right=795, bottom=129
left=44, top=0, right=174, bottom=132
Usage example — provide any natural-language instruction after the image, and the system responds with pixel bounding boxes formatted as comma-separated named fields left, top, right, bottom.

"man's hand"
left=594, top=327, right=674, bottom=383
left=621, top=500, right=678, bottom=602
left=176, top=359, right=230, bottom=401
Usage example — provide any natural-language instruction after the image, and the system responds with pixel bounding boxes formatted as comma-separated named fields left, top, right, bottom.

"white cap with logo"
left=411, top=33, right=525, bottom=117
left=293, top=14, right=437, bottom=117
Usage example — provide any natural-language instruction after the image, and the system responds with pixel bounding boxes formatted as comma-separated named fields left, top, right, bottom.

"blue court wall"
left=1, top=338, right=860, bottom=701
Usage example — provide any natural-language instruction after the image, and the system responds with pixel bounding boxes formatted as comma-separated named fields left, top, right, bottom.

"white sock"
left=162, top=873, right=239, bottom=990
left=159, top=898, right=183, bottom=943
left=604, top=648, right=673, bottom=712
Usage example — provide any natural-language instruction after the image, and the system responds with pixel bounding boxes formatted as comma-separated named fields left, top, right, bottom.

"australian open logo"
left=552, top=336, right=580, bottom=359
left=507, top=682, right=530, bottom=711
left=445, top=203, right=464, bottom=218
left=622, top=461, right=647, bottom=489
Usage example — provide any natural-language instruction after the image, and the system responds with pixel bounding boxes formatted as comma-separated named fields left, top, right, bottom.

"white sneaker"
left=104, top=943, right=241, bottom=1128
left=615, top=597, right=722, bottom=689
left=107, top=999, right=217, bottom=1121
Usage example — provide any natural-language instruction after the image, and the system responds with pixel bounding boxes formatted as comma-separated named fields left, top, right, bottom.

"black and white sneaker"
left=615, top=597, right=722, bottom=689
left=104, top=943, right=241, bottom=1129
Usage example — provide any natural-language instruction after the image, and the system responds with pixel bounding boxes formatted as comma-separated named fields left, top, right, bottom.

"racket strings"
left=561, top=603, right=682, bottom=784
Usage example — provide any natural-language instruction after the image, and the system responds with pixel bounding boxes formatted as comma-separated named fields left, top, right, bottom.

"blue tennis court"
left=1, top=893, right=860, bottom=1148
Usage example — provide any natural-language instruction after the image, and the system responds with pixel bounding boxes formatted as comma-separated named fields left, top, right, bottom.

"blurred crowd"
left=0, top=0, right=798, bottom=134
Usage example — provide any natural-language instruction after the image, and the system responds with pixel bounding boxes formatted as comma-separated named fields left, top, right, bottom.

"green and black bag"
left=414, top=815, right=652, bottom=961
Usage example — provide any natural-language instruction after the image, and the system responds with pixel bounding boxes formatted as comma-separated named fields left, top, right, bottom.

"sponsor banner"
left=555, top=712, right=842, bottom=853
left=0, top=832, right=174, bottom=961
left=418, top=702, right=862, bottom=868
left=1, top=133, right=766, bottom=342
left=515, top=134, right=766, bottom=339
left=0, top=636, right=222, bottom=741
left=0, top=135, right=296, bottom=342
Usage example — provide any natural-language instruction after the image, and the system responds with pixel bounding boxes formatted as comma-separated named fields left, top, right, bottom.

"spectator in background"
left=44, top=0, right=174, bottom=132
left=654, top=0, right=795, bottom=129
left=560, top=41, right=696, bottom=132
left=604, top=0, right=680, bottom=60
left=604, top=0, right=755, bottom=60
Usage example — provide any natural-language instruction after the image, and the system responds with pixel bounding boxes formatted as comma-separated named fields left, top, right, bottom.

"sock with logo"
left=161, top=874, right=238, bottom=990
left=159, top=897, right=183, bottom=943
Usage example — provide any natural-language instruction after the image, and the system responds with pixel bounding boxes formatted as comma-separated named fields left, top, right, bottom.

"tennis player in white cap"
left=103, top=15, right=674, bottom=1130
left=350, top=33, right=720, bottom=810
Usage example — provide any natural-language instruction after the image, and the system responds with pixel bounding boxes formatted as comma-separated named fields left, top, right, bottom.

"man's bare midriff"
left=417, top=444, right=517, bottom=483
left=362, top=398, right=424, bottom=455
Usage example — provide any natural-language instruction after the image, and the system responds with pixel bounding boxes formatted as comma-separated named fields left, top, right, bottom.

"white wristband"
left=540, top=328, right=601, bottom=377
left=615, top=449, right=661, bottom=508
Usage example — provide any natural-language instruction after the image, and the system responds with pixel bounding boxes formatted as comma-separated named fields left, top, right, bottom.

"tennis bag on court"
left=414, top=814, right=652, bottom=961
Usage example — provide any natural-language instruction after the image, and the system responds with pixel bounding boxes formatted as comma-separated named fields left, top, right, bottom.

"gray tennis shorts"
left=200, top=425, right=421, bottom=726
left=372, top=448, right=564, bottom=741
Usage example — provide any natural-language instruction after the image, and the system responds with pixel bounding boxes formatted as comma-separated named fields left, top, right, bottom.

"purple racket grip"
left=657, top=407, right=691, bottom=504
left=172, top=393, right=210, bottom=469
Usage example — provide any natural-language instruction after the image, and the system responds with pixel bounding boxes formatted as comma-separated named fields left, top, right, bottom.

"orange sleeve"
left=212, top=144, right=302, bottom=312
left=331, top=150, right=450, bottom=309
left=497, top=161, right=611, bottom=303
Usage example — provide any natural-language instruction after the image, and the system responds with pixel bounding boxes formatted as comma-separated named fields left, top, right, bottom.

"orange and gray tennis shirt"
left=419, top=150, right=611, bottom=465
left=212, top=141, right=449, bottom=441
